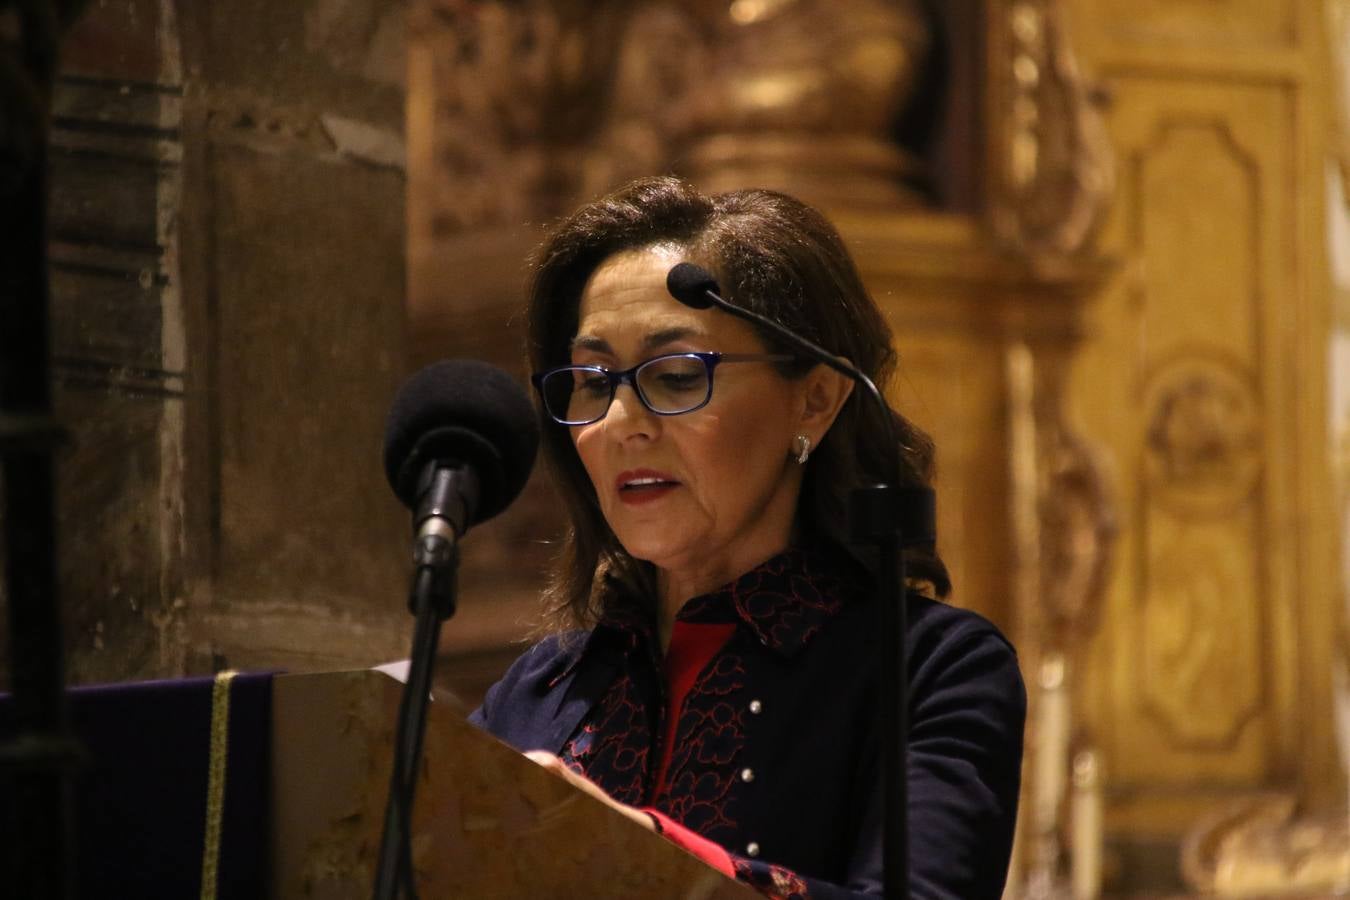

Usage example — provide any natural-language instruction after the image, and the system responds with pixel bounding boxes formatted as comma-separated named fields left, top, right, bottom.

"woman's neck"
left=654, top=542, right=793, bottom=650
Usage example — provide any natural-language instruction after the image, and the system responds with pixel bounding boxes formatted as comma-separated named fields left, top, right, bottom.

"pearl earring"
left=793, top=434, right=812, bottom=464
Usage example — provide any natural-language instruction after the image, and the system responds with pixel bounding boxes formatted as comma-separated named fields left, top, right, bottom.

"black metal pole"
left=373, top=534, right=459, bottom=900
left=0, top=4, right=83, bottom=897
left=851, top=484, right=909, bottom=900
left=880, top=532, right=906, bottom=900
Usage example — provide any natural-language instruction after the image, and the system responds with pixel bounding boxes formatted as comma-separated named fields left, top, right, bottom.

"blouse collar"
left=598, top=547, right=862, bottom=659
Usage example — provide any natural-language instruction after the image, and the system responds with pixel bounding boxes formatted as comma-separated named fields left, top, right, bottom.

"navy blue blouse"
left=470, top=550, right=1026, bottom=899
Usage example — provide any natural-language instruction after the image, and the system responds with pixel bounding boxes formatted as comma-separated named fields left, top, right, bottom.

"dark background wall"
left=0, top=0, right=412, bottom=690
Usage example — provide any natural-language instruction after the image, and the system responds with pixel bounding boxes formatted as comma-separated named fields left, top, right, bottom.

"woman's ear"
left=799, top=363, right=855, bottom=440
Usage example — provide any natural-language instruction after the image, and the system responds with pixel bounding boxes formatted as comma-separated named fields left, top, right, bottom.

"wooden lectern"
left=273, top=669, right=752, bottom=898
left=0, top=670, right=750, bottom=898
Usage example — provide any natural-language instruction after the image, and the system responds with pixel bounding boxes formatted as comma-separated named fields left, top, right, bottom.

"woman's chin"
left=616, top=533, right=702, bottom=572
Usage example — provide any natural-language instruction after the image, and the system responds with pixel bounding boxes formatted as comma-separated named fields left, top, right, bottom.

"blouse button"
left=740, top=767, right=755, bottom=783
left=746, top=841, right=761, bottom=858
left=748, top=699, right=763, bottom=715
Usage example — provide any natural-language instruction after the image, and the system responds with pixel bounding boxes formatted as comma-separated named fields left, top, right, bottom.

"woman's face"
left=568, top=245, right=814, bottom=590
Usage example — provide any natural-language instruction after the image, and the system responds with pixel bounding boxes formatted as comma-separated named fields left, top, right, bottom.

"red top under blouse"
left=643, top=619, right=738, bottom=876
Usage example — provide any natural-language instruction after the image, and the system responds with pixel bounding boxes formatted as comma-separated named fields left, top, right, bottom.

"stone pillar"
left=2, top=0, right=413, bottom=689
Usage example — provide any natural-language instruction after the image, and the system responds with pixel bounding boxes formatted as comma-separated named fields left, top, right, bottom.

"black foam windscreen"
left=382, top=359, right=539, bottom=525
left=666, top=262, right=720, bottom=310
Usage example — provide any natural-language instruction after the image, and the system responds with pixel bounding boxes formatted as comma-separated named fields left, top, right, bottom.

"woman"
left=470, top=177, right=1025, bottom=899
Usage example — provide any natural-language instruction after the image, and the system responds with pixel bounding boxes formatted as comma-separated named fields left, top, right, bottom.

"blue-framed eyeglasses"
left=532, top=351, right=796, bottom=426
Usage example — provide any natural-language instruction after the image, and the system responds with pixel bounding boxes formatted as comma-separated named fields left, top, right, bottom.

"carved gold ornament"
left=993, top=0, right=1115, bottom=260
left=1143, top=356, right=1262, bottom=518
left=1181, top=794, right=1350, bottom=896
left=591, top=0, right=933, bottom=208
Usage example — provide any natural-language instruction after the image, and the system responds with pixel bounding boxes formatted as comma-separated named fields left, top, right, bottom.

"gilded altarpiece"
left=405, top=0, right=1118, bottom=715
left=1063, top=0, right=1342, bottom=867
left=404, top=0, right=1027, bottom=676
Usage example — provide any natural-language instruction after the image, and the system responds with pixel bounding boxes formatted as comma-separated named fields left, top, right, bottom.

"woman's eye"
left=655, top=372, right=702, bottom=392
left=576, top=373, right=610, bottom=395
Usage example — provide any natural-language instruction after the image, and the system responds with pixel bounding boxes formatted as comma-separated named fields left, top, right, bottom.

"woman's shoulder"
left=485, top=630, right=592, bottom=695
left=907, top=593, right=1017, bottom=658
left=905, top=594, right=1026, bottom=720
left=825, top=585, right=1023, bottom=698
left=467, top=630, right=583, bottom=742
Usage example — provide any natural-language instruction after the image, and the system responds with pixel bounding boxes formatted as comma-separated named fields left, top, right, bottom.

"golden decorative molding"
left=1005, top=338, right=1116, bottom=900
left=407, top=0, right=631, bottom=233
left=1086, top=0, right=1298, bottom=49
left=1142, top=355, right=1262, bottom=519
left=1138, top=524, right=1265, bottom=750
left=990, top=0, right=1115, bottom=261
left=408, top=0, right=937, bottom=234
left=1114, top=113, right=1273, bottom=754
left=1071, top=45, right=1337, bottom=832
left=1051, top=0, right=1343, bottom=892
left=1180, top=794, right=1350, bottom=896
left=1135, top=354, right=1266, bottom=751
left=1039, top=427, right=1116, bottom=648
left=594, top=0, right=932, bottom=208
left=1007, top=340, right=1116, bottom=660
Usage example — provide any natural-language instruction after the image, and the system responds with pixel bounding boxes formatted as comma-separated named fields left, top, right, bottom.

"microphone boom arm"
left=693, top=285, right=901, bottom=485
left=673, top=268, right=919, bottom=900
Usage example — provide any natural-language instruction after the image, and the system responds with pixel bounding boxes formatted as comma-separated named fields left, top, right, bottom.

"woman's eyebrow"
left=569, top=335, right=611, bottom=354
left=569, top=326, right=705, bottom=356
left=642, top=326, right=703, bottom=351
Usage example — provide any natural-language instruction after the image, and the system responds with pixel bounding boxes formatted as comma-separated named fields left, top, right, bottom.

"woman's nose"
left=605, top=383, right=658, bottom=439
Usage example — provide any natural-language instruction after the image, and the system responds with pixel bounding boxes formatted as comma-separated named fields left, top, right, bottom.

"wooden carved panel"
left=1135, top=123, right=1260, bottom=361
left=1139, top=356, right=1264, bottom=750
left=1075, top=0, right=1298, bottom=49
left=1128, top=120, right=1269, bottom=759
left=1072, top=79, right=1302, bottom=807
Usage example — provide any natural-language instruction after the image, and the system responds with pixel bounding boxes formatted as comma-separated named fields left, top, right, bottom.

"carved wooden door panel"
left=1065, top=0, right=1340, bottom=840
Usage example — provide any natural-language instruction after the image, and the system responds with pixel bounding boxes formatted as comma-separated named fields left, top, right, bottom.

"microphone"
left=667, top=262, right=862, bottom=385
left=383, top=359, right=539, bottom=541
left=668, top=260, right=925, bottom=900
left=664, top=262, right=718, bottom=309
left=374, top=359, right=539, bottom=900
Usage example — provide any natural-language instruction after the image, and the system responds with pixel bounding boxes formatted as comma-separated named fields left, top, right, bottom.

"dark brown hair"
left=527, top=176, right=949, bottom=630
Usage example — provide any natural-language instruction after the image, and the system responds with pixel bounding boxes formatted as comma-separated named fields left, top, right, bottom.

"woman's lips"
left=615, top=469, right=680, bottom=506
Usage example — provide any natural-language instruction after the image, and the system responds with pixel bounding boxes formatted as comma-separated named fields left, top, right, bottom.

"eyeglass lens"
left=542, top=355, right=712, bottom=423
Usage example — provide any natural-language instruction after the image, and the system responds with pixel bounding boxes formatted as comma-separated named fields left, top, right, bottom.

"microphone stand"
left=675, top=274, right=932, bottom=900
left=851, top=481, right=933, bottom=900
left=372, top=466, right=472, bottom=900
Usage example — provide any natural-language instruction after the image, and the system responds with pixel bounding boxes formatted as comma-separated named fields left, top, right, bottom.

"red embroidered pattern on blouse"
left=559, top=670, right=649, bottom=804
left=733, top=858, right=811, bottom=900
left=557, top=549, right=856, bottom=857
left=655, top=650, right=748, bottom=835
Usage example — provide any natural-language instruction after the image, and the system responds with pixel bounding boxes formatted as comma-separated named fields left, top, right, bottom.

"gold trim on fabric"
left=200, top=669, right=238, bottom=900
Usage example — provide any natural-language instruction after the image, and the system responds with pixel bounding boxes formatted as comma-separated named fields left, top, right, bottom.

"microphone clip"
left=413, top=462, right=480, bottom=542
left=407, top=463, right=473, bottom=620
